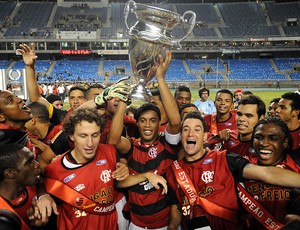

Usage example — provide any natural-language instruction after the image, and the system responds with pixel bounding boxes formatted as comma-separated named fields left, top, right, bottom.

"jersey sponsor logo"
left=64, top=173, right=76, bottom=183
left=148, top=147, right=158, bottom=159
left=100, top=170, right=111, bottom=183
left=74, top=184, right=85, bottom=192
left=201, top=171, right=214, bottom=184
left=143, top=181, right=154, bottom=191
left=139, top=170, right=157, bottom=190
left=203, top=158, right=213, bottom=164
left=93, top=203, right=115, bottom=213
left=75, top=197, right=84, bottom=207
left=246, top=181, right=290, bottom=201
left=96, top=159, right=107, bottom=166
left=225, top=122, right=232, bottom=126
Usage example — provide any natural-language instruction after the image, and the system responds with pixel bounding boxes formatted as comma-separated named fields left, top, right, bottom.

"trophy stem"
left=130, top=83, right=151, bottom=102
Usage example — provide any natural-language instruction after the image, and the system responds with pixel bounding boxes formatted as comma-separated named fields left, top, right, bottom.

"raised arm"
left=37, top=146, right=57, bottom=173
left=156, top=50, right=181, bottom=134
left=243, top=164, right=300, bottom=188
left=17, top=44, right=50, bottom=109
left=107, top=100, right=131, bottom=154
left=94, top=81, right=133, bottom=153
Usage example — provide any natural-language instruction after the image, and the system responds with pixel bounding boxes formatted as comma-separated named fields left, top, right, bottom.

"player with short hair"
left=44, top=107, right=130, bottom=230
left=242, top=117, right=300, bottom=229
left=165, top=111, right=300, bottom=230
left=108, top=50, right=182, bottom=229
left=174, top=85, right=191, bottom=108
left=0, top=143, right=42, bottom=229
left=276, top=92, right=300, bottom=150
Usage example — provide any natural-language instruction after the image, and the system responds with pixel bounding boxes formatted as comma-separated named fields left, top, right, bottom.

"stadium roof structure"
left=0, top=0, right=299, bottom=59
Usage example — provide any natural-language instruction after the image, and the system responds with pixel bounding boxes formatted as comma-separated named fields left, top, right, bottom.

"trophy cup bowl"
left=124, top=0, right=196, bottom=102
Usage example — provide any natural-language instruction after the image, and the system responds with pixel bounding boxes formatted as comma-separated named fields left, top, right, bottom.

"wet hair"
left=174, top=85, right=191, bottom=97
left=179, top=103, right=198, bottom=115
left=0, top=144, right=24, bottom=182
left=243, top=90, right=253, bottom=96
left=27, top=102, right=49, bottom=123
left=63, top=108, right=105, bottom=136
left=85, top=83, right=105, bottom=99
left=198, top=87, right=210, bottom=97
left=239, top=95, right=266, bottom=118
left=281, top=92, right=300, bottom=119
left=252, top=117, right=293, bottom=154
left=126, top=106, right=137, bottom=116
left=68, top=85, right=87, bottom=96
left=270, top=98, right=280, bottom=104
left=134, top=103, right=161, bottom=121
left=0, top=209, right=22, bottom=230
left=151, top=89, right=161, bottom=100
left=182, top=111, right=207, bottom=132
left=46, top=94, right=61, bottom=104
left=215, top=89, right=233, bottom=101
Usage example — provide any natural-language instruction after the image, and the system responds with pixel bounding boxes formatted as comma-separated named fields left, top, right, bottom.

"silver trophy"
left=124, top=0, right=196, bottom=101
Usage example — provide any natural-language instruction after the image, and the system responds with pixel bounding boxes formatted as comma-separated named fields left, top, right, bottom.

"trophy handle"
left=124, top=0, right=135, bottom=30
left=171, top=11, right=196, bottom=49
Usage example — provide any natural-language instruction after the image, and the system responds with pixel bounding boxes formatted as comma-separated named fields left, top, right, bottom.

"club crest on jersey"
left=148, top=147, right=157, bottom=158
left=100, top=170, right=111, bottom=183
left=96, top=159, right=107, bottom=166
left=225, top=123, right=232, bottom=127
left=203, top=158, right=213, bottom=165
left=201, top=171, right=214, bottom=184
left=75, top=197, right=84, bottom=207
left=64, top=173, right=76, bottom=183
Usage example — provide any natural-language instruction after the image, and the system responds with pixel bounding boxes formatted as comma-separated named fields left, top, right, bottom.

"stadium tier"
left=2, top=57, right=299, bottom=84
left=1, top=1, right=299, bottom=39
left=0, top=1, right=299, bottom=86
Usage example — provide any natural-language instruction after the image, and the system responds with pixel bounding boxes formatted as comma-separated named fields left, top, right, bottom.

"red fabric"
left=166, top=150, right=242, bottom=230
left=204, top=110, right=237, bottom=134
left=244, top=155, right=300, bottom=230
left=126, top=136, right=177, bottom=229
left=44, top=144, right=118, bottom=230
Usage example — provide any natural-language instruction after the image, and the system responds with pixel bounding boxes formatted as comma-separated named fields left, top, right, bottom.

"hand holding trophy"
left=124, top=0, right=196, bottom=102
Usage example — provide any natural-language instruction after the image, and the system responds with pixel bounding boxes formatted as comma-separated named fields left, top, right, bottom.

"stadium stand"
left=226, top=59, right=286, bottom=81
left=5, top=2, right=55, bottom=38
left=0, top=1, right=299, bottom=88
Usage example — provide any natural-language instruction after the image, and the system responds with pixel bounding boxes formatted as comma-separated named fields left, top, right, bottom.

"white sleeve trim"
left=165, top=130, right=180, bottom=145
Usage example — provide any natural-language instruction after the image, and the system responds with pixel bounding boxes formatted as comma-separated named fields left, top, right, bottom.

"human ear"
left=0, top=113, right=6, bottom=122
left=203, top=132, right=208, bottom=142
left=283, top=138, right=289, bottom=149
left=3, top=168, right=17, bottom=179
left=69, top=135, right=74, bottom=142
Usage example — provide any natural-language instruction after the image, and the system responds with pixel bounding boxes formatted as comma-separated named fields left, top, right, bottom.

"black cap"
left=46, top=94, right=61, bottom=104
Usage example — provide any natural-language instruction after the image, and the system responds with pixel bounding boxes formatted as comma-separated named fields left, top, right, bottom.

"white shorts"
left=116, top=195, right=129, bottom=230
